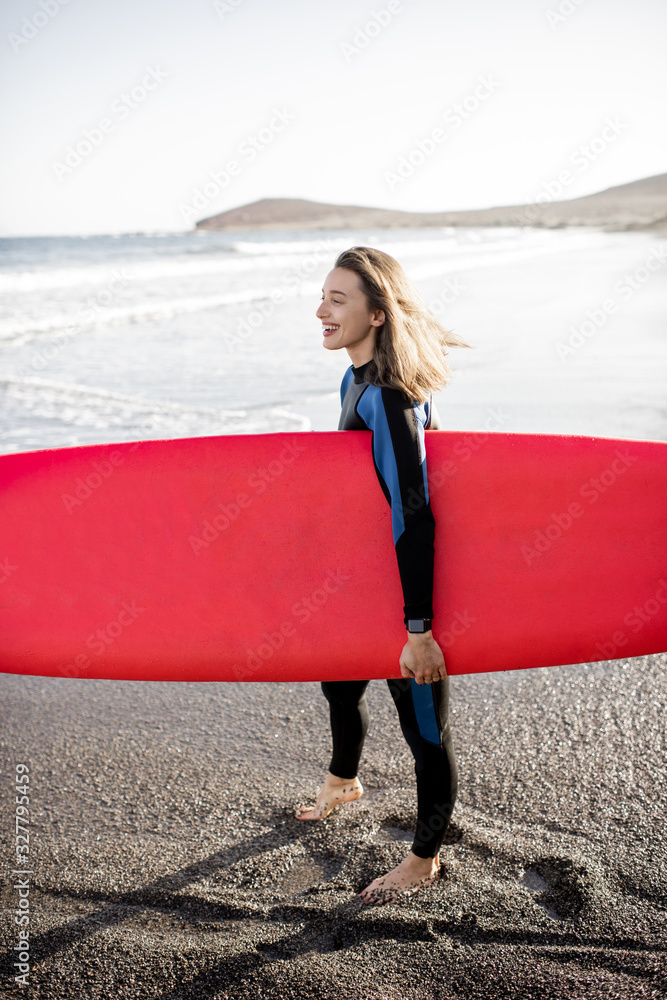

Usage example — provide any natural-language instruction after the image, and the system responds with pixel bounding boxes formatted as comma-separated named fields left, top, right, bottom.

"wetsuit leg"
left=386, top=676, right=458, bottom=859
left=320, top=680, right=370, bottom=780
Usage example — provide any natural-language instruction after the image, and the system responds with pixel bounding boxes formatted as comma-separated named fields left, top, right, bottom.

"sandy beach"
left=1, top=649, right=666, bottom=998
left=1, top=227, right=666, bottom=998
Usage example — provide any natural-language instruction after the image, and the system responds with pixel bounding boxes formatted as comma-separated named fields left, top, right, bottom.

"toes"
left=295, top=807, right=316, bottom=819
left=359, top=870, right=435, bottom=905
left=359, top=885, right=394, bottom=906
left=295, top=802, right=331, bottom=820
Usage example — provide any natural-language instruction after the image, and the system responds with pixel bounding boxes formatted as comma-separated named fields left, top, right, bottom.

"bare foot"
left=359, top=851, right=440, bottom=905
left=295, top=772, right=363, bottom=820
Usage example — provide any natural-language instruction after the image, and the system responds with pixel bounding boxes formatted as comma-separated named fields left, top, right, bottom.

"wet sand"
left=1, top=652, right=666, bottom=998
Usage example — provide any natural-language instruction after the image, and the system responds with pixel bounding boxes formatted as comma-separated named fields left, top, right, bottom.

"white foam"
left=0, top=287, right=288, bottom=343
left=0, top=245, right=338, bottom=294
left=0, top=376, right=309, bottom=437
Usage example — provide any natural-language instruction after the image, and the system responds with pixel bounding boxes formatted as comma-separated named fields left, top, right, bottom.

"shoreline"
left=194, top=218, right=667, bottom=234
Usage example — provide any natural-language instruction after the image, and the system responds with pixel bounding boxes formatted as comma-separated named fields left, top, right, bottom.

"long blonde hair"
left=334, top=246, right=469, bottom=403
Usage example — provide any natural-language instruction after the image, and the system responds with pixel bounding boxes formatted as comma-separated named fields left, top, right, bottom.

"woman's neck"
left=346, top=346, right=374, bottom=368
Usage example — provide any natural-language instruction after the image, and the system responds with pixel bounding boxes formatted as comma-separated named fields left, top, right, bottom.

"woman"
left=296, top=246, right=467, bottom=905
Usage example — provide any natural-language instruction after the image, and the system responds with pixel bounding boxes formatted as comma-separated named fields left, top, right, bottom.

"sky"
left=1, top=0, right=666, bottom=236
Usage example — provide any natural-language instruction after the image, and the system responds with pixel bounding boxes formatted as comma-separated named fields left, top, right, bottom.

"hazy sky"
left=1, top=0, right=665, bottom=235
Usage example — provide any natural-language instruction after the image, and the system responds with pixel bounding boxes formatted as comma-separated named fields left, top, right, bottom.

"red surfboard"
left=0, top=431, right=665, bottom=681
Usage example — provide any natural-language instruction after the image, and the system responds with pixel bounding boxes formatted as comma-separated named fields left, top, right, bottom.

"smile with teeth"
left=322, top=324, right=340, bottom=335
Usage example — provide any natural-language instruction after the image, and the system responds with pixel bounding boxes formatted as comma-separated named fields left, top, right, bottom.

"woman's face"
left=316, top=267, right=384, bottom=364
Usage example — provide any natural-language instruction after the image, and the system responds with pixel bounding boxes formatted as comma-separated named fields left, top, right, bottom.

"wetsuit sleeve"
left=356, top=386, right=435, bottom=623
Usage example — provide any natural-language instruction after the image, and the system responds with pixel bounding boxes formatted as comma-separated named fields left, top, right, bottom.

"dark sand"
left=1, top=653, right=666, bottom=999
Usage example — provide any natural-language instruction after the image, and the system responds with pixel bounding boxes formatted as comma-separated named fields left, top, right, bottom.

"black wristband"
left=406, top=618, right=433, bottom=633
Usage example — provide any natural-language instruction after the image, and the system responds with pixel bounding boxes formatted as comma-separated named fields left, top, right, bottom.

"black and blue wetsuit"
left=321, top=361, right=458, bottom=859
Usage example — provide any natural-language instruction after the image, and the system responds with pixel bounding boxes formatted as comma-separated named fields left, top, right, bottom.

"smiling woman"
left=317, top=265, right=385, bottom=363
left=300, top=246, right=469, bottom=904
left=318, top=247, right=468, bottom=398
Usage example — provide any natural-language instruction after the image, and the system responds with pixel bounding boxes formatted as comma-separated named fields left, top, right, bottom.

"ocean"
left=1, top=225, right=665, bottom=454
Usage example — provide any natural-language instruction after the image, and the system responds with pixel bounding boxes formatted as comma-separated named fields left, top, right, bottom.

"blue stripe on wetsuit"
left=356, top=385, right=431, bottom=546
left=343, top=377, right=435, bottom=622
left=410, top=680, right=441, bottom=745
left=357, top=387, right=406, bottom=542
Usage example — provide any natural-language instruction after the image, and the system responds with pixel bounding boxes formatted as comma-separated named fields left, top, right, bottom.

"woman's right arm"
left=356, top=384, right=437, bottom=628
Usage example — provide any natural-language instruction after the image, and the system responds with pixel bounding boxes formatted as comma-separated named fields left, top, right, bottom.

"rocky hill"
left=195, top=173, right=667, bottom=231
